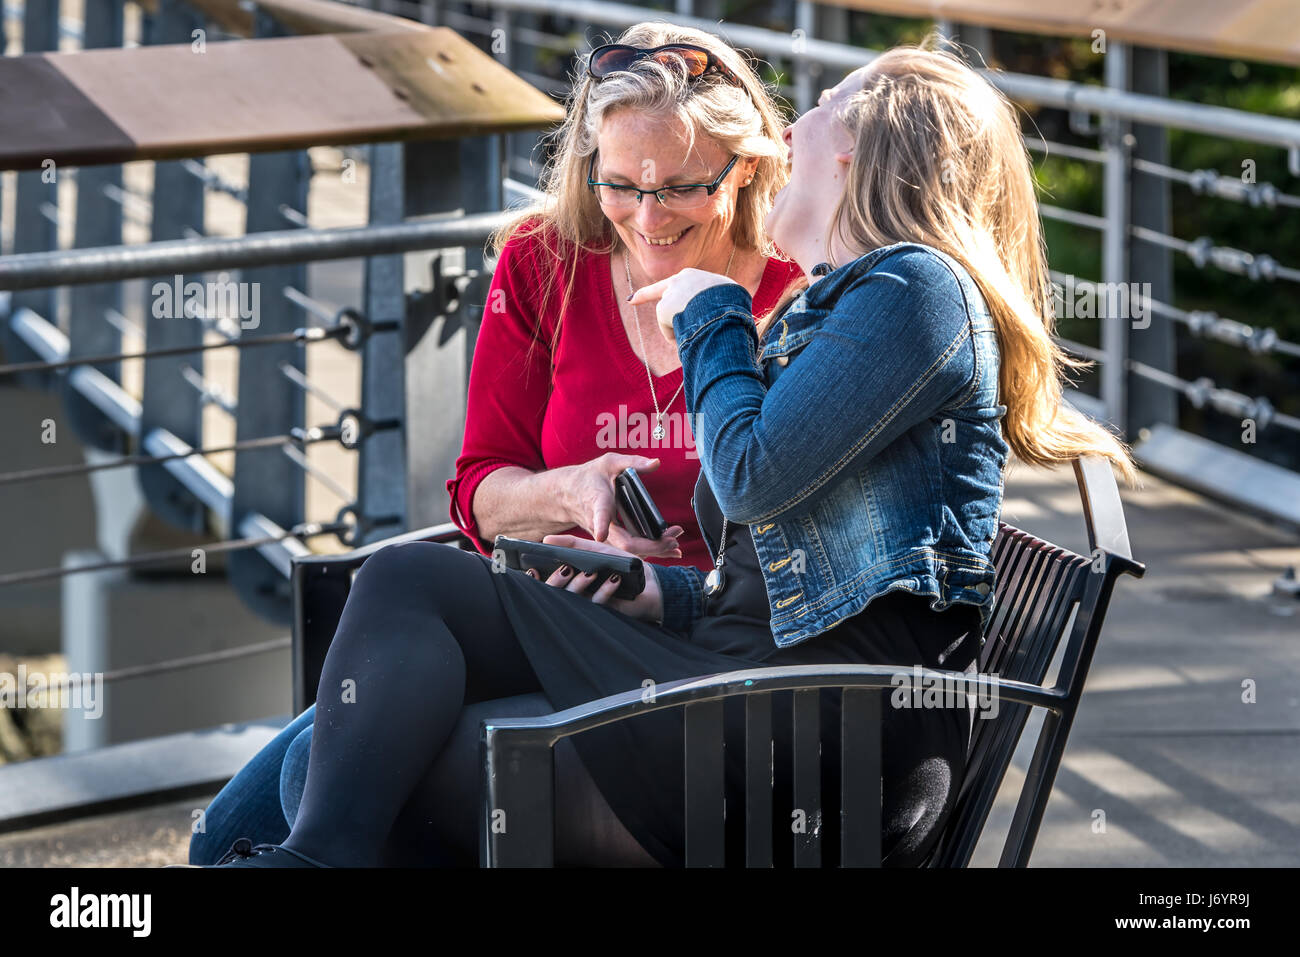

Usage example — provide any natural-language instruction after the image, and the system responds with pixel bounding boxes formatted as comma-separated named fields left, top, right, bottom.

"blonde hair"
left=489, top=21, right=792, bottom=361
left=771, top=38, right=1136, bottom=483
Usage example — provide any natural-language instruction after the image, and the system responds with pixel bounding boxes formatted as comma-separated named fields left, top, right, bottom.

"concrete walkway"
left=1, top=459, right=1296, bottom=866
left=972, top=462, right=1300, bottom=866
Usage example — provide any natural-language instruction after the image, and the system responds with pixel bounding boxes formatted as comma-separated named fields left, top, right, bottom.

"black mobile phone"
left=492, top=535, right=646, bottom=600
left=614, top=467, right=667, bottom=540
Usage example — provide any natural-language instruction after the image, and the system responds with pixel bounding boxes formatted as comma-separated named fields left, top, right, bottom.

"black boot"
left=207, top=837, right=331, bottom=868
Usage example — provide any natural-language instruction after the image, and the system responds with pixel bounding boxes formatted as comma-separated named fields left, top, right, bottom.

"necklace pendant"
left=652, top=423, right=666, bottom=441
left=704, top=566, right=726, bottom=596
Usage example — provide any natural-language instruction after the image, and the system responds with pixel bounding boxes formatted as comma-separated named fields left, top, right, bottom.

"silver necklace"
left=705, top=516, right=729, bottom=596
left=622, top=244, right=736, bottom=441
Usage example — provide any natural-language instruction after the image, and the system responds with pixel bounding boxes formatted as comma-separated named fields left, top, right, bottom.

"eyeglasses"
left=586, top=43, right=742, bottom=89
left=587, top=153, right=741, bottom=210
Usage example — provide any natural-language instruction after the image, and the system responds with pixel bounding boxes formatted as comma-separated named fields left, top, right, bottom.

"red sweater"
left=447, top=222, right=804, bottom=571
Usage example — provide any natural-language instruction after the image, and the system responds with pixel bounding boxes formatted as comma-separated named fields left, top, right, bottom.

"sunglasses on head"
left=586, top=43, right=743, bottom=88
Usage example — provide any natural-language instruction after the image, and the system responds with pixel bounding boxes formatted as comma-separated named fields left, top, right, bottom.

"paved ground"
left=972, top=462, right=1300, bottom=866
left=1, top=460, right=1296, bottom=867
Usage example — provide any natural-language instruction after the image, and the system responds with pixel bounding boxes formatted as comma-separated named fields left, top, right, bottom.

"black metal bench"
left=291, top=455, right=1144, bottom=867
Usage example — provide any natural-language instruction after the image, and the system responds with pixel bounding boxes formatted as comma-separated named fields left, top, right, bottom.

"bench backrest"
left=926, top=519, right=1117, bottom=866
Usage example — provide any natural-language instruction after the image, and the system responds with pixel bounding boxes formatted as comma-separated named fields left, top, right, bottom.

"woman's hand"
left=629, top=268, right=738, bottom=345
left=561, top=452, right=684, bottom=558
left=526, top=534, right=664, bottom=623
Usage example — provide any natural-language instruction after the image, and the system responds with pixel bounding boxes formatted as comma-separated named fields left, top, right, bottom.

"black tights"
left=285, top=541, right=655, bottom=867
left=284, top=541, right=973, bottom=867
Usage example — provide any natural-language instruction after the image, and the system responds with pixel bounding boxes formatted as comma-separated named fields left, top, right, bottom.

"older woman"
left=449, top=24, right=801, bottom=568
left=190, top=22, right=799, bottom=866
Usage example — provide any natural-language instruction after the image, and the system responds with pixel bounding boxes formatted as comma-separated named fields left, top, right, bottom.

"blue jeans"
left=188, top=705, right=315, bottom=865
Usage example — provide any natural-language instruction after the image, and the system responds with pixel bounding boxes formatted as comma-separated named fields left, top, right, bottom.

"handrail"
left=0, top=213, right=510, bottom=291
left=476, top=0, right=1300, bottom=157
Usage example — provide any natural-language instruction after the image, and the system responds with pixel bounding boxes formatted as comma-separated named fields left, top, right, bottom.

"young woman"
left=212, top=39, right=1132, bottom=868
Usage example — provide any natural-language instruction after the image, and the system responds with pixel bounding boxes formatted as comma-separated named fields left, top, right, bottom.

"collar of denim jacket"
left=801, top=241, right=926, bottom=307
left=758, top=242, right=927, bottom=357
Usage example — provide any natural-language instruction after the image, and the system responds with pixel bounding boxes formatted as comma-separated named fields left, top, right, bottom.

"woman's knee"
left=280, top=725, right=313, bottom=826
left=343, top=542, right=490, bottom=625
left=347, top=542, right=445, bottom=601
left=187, top=708, right=314, bottom=864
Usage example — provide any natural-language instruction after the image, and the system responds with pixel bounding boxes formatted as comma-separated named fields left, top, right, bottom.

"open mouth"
left=639, top=225, right=692, bottom=248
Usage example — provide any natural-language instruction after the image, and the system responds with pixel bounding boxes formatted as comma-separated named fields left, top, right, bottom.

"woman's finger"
left=566, top=568, right=599, bottom=594
left=628, top=276, right=671, bottom=306
left=545, top=564, right=574, bottom=588
left=590, top=573, right=622, bottom=606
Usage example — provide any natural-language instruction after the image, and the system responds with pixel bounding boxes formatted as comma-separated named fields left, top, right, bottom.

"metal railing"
left=0, top=0, right=518, bottom=764
left=398, top=0, right=1300, bottom=526
left=0, top=0, right=1298, bottom=776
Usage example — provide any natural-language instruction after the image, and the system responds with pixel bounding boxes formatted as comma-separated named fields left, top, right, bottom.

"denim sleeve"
left=672, top=249, right=977, bottom=524
left=653, top=563, right=706, bottom=635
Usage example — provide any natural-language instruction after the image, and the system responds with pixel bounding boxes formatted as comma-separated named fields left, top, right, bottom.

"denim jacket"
left=654, top=241, right=1008, bottom=648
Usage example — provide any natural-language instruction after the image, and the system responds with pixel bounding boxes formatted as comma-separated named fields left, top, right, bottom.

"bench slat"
left=684, top=699, right=725, bottom=867
left=841, top=688, right=882, bottom=866
left=792, top=689, right=821, bottom=867
left=745, top=693, right=774, bottom=867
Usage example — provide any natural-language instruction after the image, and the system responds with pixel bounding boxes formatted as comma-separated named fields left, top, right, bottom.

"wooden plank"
left=0, top=28, right=563, bottom=171
left=179, top=0, right=432, bottom=39
left=823, top=0, right=1300, bottom=68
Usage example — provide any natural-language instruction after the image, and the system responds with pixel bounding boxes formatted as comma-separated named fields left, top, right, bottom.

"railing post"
left=64, top=1, right=126, bottom=452
left=401, top=140, right=484, bottom=528
left=357, top=142, right=408, bottom=543
left=793, top=1, right=817, bottom=114
left=2, top=0, right=60, bottom=381
left=139, top=0, right=210, bottom=531
left=1125, top=47, right=1177, bottom=437
left=227, top=9, right=311, bottom=621
left=0, top=0, right=6, bottom=249
left=1100, top=41, right=1132, bottom=433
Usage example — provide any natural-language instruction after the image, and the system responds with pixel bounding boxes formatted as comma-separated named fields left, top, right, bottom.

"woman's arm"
left=672, top=248, right=978, bottom=524
left=472, top=466, right=581, bottom=545
left=446, top=231, right=555, bottom=551
left=474, top=453, right=671, bottom=547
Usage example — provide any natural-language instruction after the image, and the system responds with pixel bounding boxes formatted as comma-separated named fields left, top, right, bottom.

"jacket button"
left=975, top=582, right=991, bottom=596
left=776, top=355, right=789, bottom=366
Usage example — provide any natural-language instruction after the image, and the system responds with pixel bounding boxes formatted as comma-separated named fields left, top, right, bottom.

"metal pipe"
left=281, top=443, right=352, bottom=502
left=282, top=285, right=338, bottom=324
left=1099, top=43, right=1131, bottom=431
left=473, top=0, right=1300, bottom=152
left=1040, top=204, right=1107, bottom=231
left=279, top=359, right=346, bottom=412
left=179, top=364, right=238, bottom=416
left=0, top=212, right=510, bottom=291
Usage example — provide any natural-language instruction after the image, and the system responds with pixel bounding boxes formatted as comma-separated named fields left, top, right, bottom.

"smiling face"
left=594, top=107, right=756, bottom=283
left=765, top=66, right=869, bottom=270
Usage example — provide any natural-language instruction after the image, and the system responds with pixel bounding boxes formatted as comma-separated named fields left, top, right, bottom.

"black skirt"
left=483, top=555, right=981, bottom=867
